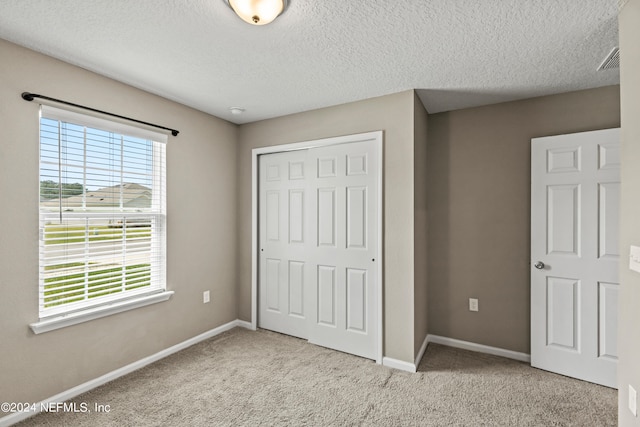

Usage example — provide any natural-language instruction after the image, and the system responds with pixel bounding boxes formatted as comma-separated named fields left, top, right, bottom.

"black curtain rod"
left=21, top=92, right=179, bottom=137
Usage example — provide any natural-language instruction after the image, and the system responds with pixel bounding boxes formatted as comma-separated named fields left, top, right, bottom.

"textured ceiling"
left=0, top=0, right=620, bottom=124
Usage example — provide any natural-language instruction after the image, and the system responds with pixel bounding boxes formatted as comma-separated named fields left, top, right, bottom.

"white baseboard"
left=383, top=334, right=530, bottom=374
left=235, top=319, right=255, bottom=330
left=0, top=319, right=252, bottom=427
left=414, top=334, right=429, bottom=368
left=427, top=334, right=531, bottom=363
left=384, top=333, right=430, bottom=374
left=382, top=357, right=416, bottom=373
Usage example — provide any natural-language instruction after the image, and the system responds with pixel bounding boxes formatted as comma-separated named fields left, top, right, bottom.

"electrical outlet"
left=630, top=385, right=637, bottom=417
left=630, top=246, right=640, bottom=273
left=203, top=291, right=210, bottom=304
left=469, top=298, right=479, bottom=312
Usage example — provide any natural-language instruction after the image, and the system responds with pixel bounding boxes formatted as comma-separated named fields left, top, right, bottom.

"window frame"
left=30, top=105, right=172, bottom=334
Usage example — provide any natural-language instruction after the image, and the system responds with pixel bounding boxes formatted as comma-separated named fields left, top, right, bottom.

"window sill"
left=29, top=291, right=174, bottom=334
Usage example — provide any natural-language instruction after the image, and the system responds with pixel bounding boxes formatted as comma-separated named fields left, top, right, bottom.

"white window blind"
left=38, top=105, right=167, bottom=319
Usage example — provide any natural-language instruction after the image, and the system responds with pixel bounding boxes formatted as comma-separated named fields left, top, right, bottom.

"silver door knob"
left=534, top=261, right=545, bottom=269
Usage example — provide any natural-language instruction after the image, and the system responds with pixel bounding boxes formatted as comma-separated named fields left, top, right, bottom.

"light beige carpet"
left=19, top=328, right=616, bottom=426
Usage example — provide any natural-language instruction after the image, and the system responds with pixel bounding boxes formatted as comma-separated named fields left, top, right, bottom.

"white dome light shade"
left=227, top=0, right=286, bottom=25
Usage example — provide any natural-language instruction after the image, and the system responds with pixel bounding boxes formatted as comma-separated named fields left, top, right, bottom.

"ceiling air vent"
left=598, top=47, right=620, bottom=71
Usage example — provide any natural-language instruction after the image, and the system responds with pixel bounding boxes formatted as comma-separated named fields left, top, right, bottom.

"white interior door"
left=258, top=150, right=310, bottom=339
left=531, top=128, right=620, bottom=388
left=306, top=140, right=378, bottom=360
left=258, top=138, right=378, bottom=360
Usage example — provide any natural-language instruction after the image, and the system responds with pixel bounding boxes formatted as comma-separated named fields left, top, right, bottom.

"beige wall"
left=237, top=90, right=417, bottom=362
left=618, top=0, right=640, bottom=424
left=0, top=39, right=239, bottom=406
left=427, top=86, right=620, bottom=354
left=413, top=93, right=429, bottom=358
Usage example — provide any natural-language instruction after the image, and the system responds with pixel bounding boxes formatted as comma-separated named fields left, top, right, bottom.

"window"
left=34, top=105, right=169, bottom=331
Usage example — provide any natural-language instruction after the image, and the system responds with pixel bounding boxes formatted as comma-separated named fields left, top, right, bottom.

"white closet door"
left=306, top=140, right=378, bottom=360
left=258, top=150, right=310, bottom=339
left=258, top=138, right=379, bottom=360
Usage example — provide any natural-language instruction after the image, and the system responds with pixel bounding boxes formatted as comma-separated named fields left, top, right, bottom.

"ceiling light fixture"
left=225, top=0, right=287, bottom=25
left=229, top=107, right=246, bottom=115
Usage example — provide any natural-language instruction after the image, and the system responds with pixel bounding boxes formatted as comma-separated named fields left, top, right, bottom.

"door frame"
left=250, top=131, right=384, bottom=364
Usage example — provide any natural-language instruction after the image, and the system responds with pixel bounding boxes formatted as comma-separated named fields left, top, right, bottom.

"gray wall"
left=0, top=27, right=629, bottom=413
left=413, top=93, right=429, bottom=358
left=426, top=86, right=620, bottom=354
left=0, top=39, right=239, bottom=405
left=618, top=0, right=640, bottom=424
left=237, top=91, right=418, bottom=362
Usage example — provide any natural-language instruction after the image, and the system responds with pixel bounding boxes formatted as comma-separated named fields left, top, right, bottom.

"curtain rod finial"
left=22, top=92, right=35, bottom=101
